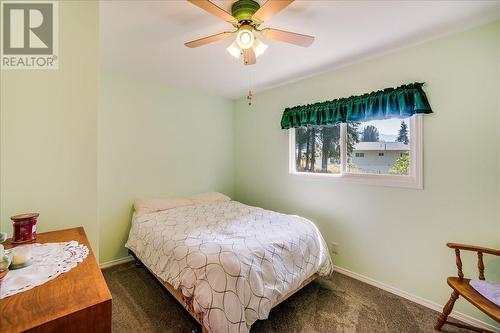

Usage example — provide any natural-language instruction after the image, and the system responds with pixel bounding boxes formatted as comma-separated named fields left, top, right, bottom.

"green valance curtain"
left=280, top=82, right=432, bottom=129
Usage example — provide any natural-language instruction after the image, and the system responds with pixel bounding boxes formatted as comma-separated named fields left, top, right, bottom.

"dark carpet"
left=102, top=262, right=470, bottom=333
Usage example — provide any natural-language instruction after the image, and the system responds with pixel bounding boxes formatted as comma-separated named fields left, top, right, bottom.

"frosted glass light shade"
left=226, top=41, right=241, bottom=58
left=236, top=29, right=255, bottom=49
left=253, top=38, right=268, bottom=57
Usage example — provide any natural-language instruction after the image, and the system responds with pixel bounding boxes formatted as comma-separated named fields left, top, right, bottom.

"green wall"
left=233, top=21, right=499, bottom=326
left=0, top=2, right=235, bottom=264
left=98, top=71, right=234, bottom=262
left=0, top=1, right=100, bottom=254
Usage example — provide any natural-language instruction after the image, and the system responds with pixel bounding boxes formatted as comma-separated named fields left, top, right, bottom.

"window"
left=289, top=115, right=423, bottom=188
left=348, top=118, right=411, bottom=176
left=294, top=124, right=341, bottom=174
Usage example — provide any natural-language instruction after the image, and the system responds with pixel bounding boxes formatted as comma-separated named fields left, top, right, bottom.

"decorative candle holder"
left=0, top=269, right=7, bottom=291
left=0, top=244, right=11, bottom=291
left=11, top=213, right=39, bottom=244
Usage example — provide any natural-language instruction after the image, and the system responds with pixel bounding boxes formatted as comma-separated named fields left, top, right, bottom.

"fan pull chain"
left=246, top=90, right=253, bottom=106
left=247, top=69, right=253, bottom=106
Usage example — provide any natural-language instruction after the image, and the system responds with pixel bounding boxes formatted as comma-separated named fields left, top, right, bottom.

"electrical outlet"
left=329, top=242, right=338, bottom=254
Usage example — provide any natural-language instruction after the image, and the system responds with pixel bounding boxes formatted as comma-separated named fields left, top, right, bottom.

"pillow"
left=134, top=198, right=193, bottom=217
left=469, top=279, right=500, bottom=306
left=189, top=192, right=231, bottom=204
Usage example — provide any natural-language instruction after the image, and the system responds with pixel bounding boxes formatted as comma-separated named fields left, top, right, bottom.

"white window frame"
left=288, top=115, right=423, bottom=189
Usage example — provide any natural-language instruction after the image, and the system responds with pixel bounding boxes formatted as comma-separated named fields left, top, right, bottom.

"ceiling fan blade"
left=243, top=48, right=256, bottom=65
left=260, top=28, right=314, bottom=47
left=252, top=0, right=294, bottom=23
left=187, top=0, right=237, bottom=23
left=184, top=32, right=233, bottom=48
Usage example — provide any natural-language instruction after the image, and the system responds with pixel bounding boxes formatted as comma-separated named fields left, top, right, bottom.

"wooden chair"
left=435, top=243, right=500, bottom=332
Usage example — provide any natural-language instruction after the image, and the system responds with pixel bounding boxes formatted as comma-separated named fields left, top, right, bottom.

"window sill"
left=289, top=171, right=423, bottom=189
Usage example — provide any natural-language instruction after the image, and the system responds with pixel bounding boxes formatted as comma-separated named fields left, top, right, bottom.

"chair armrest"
left=447, top=243, right=500, bottom=256
left=447, top=243, right=500, bottom=280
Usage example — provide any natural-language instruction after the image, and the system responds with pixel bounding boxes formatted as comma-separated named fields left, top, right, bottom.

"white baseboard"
left=333, top=265, right=499, bottom=333
left=99, top=255, right=134, bottom=269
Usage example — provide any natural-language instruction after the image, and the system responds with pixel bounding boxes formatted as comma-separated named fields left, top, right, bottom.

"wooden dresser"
left=0, top=227, right=112, bottom=333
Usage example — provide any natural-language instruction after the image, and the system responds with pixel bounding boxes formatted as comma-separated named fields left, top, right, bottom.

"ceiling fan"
left=185, top=0, right=314, bottom=65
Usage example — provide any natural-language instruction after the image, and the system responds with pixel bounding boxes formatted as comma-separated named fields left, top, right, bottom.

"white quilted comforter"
left=126, top=200, right=333, bottom=333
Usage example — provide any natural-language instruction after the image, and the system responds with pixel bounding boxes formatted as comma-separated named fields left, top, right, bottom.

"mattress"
left=126, top=200, right=333, bottom=333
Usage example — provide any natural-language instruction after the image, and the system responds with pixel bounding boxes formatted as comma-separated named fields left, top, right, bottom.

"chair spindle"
left=477, top=252, right=485, bottom=280
left=455, top=249, right=464, bottom=279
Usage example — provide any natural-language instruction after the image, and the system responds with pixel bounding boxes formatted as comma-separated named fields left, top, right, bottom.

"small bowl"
left=8, top=247, right=32, bottom=270
left=9, top=259, right=32, bottom=270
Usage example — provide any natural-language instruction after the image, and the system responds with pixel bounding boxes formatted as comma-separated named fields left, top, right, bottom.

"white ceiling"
left=100, top=0, right=500, bottom=99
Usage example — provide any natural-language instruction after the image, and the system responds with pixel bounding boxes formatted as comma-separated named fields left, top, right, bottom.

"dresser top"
left=0, top=227, right=112, bottom=332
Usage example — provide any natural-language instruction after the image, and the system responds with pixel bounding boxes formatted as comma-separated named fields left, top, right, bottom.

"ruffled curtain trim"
left=280, top=83, right=432, bottom=129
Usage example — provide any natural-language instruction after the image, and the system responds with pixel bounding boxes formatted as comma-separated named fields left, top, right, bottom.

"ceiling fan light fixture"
left=185, top=0, right=314, bottom=66
left=226, top=41, right=241, bottom=59
left=236, top=26, right=255, bottom=49
left=253, top=38, right=268, bottom=57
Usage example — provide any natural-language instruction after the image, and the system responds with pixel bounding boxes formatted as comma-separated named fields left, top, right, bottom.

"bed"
left=126, top=193, right=333, bottom=333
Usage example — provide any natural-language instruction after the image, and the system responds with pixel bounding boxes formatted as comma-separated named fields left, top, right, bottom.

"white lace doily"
left=0, top=241, right=89, bottom=299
